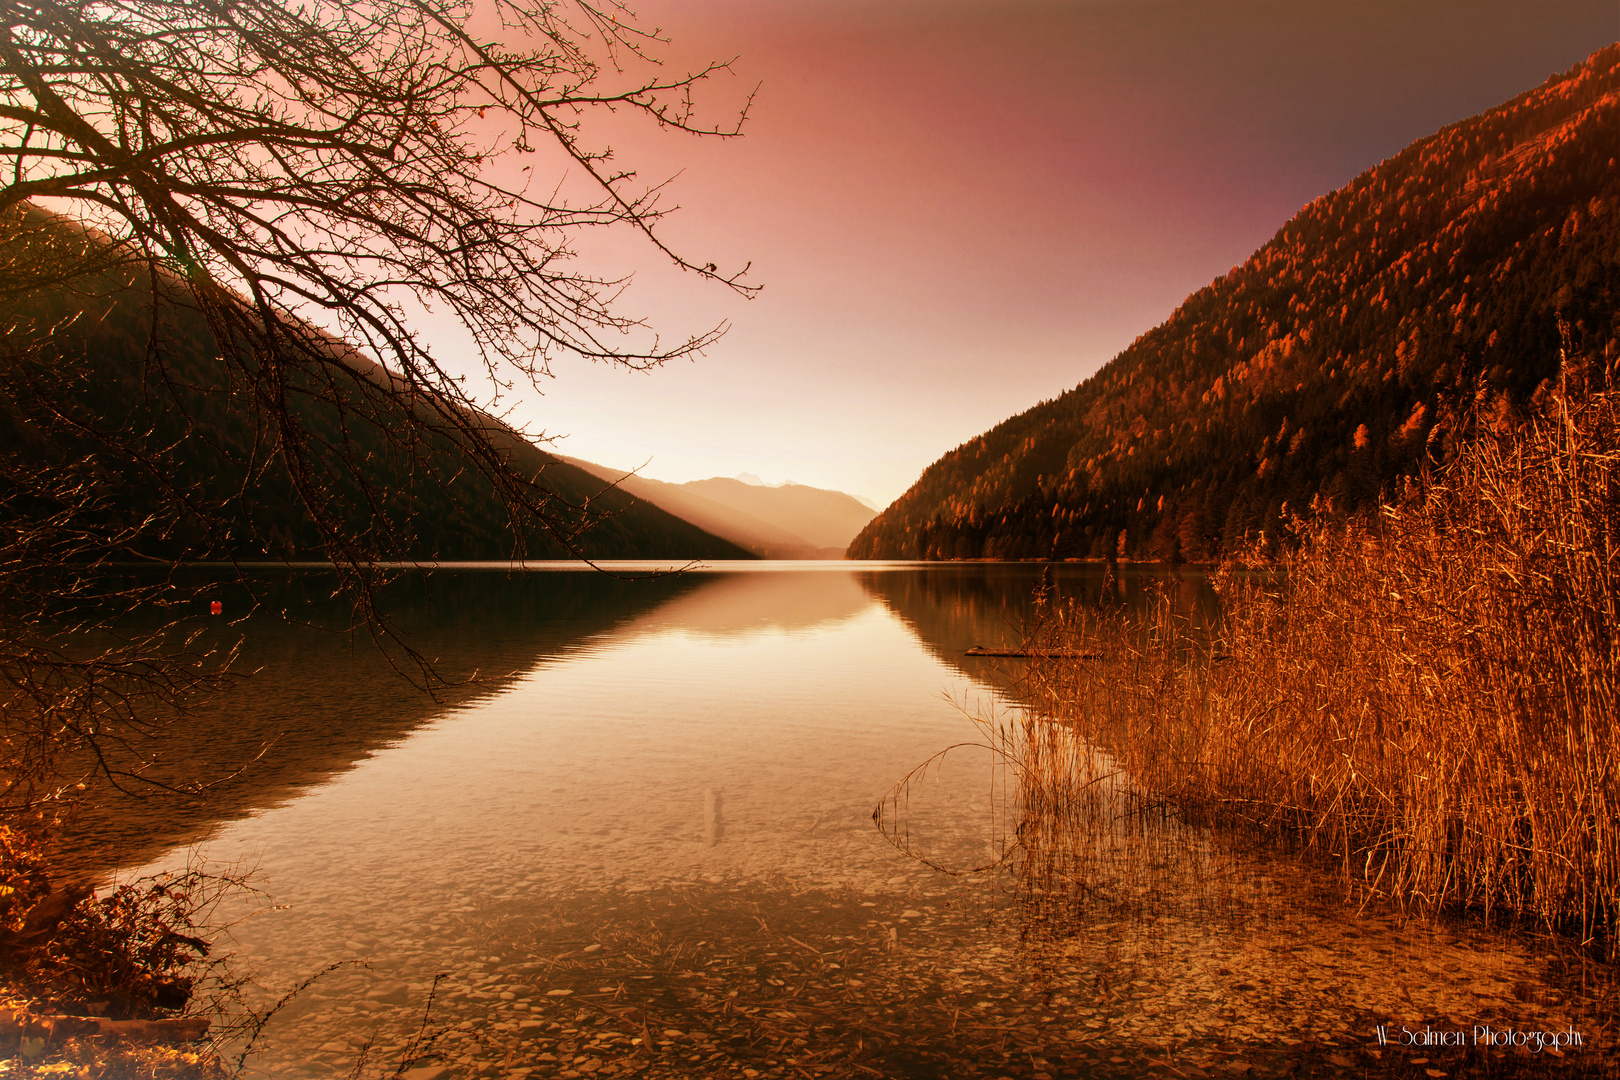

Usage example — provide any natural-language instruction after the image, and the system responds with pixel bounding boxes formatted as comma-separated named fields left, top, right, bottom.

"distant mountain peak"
left=562, top=456, right=878, bottom=557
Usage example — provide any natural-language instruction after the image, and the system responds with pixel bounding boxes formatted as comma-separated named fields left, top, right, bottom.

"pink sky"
left=443, top=0, right=1617, bottom=507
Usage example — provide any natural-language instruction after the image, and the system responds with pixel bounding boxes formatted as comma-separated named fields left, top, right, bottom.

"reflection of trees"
left=855, top=564, right=1216, bottom=687
left=857, top=564, right=1042, bottom=659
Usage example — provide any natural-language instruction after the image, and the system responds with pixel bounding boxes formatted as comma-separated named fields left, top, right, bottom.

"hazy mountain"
left=0, top=210, right=753, bottom=563
left=561, top=457, right=878, bottom=558
left=680, top=477, right=879, bottom=551
left=850, top=45, right=1620, bottom=562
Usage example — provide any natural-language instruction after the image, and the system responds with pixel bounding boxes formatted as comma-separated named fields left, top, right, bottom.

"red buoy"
left=210, top=601, right=223, bottom=615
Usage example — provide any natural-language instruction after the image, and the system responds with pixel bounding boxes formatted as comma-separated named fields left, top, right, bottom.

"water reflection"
left=856, top=563, right=1216, bottom=676
left=57, top=568, right=708, bottom=878
left=63, top=563, right=1031, bottom=880
left=75, top=564, right=1615, bottom=1079
left=617, top=567, right=871, bottom=638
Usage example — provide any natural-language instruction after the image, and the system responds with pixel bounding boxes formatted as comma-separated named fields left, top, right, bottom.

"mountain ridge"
left=850, top=45, right=1620, bottom=562
left=0, top=208, right=755, bottom=563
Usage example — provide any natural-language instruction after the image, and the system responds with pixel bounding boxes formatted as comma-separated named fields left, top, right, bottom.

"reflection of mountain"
left=55, top=567, right=1214, bottom=881
left=561, top=457, right=876, bottom=558
left=856, top=565, right=1217, bottom=686
left=858, top=565, right=1045, bottom=660
left=615, top=569, right=871, bottom=638
left=54, top=569, right=705, bottom=880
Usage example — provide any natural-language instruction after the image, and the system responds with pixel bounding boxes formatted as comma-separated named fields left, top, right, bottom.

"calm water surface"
left=77, top=563, right=1613, bottom=1079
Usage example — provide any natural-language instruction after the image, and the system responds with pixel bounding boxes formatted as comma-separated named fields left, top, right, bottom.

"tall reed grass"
left=875, top=580, right=1256, bottom=936
left=1025, top=365, right=1620, bottom=956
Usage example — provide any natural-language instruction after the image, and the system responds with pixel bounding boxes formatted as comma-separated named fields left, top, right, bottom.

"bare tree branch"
left=0, top=0, right=754, bottom=809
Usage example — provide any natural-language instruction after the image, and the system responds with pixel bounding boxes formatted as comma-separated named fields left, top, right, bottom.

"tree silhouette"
left=0, top=0, right=754, bottom=808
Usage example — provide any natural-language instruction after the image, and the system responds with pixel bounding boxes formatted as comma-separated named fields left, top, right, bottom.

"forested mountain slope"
left=850, top=45, right=1620, bottom=562
left=0, top=213, right=752, bottom=563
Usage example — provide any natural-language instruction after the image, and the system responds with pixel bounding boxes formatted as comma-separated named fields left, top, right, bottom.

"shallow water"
left=76, top=563, right=1614, bottom=1078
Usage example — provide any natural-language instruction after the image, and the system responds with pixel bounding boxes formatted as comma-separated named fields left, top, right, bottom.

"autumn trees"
left=850, top=45, right=1620, bottom=563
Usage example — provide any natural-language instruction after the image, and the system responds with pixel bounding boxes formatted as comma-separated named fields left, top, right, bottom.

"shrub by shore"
left=0, top=824, right=226, bottom=1078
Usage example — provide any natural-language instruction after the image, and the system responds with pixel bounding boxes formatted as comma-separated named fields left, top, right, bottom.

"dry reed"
left=1024, top=365, right=1620, bottom=957
left=876, top=578, right=1258, bottom=939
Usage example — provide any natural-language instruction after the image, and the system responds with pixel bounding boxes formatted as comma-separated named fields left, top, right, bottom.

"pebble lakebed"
left=223, top=858, right=1615, bottom=1080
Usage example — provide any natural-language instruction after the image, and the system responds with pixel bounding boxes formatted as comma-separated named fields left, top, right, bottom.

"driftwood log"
left=0, top=1007, right=209, bottom=1043
left=964, top=646, right=1101, bottom=659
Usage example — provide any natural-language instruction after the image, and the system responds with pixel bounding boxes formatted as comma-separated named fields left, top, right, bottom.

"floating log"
left=0, top=1007, right=210, bottom=1044
left=963, top=646, right=1101, bottom=659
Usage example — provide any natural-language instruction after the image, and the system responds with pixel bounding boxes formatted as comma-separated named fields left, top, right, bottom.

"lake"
left=70, top=563, right=1612, bottom=1079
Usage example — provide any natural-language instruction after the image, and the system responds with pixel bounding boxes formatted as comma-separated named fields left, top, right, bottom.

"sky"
left=441, top=0, right=1619, bottom=508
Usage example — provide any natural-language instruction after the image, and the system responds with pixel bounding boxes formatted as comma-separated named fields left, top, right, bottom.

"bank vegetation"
left=1024, top=354, right=1620, bottom=957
